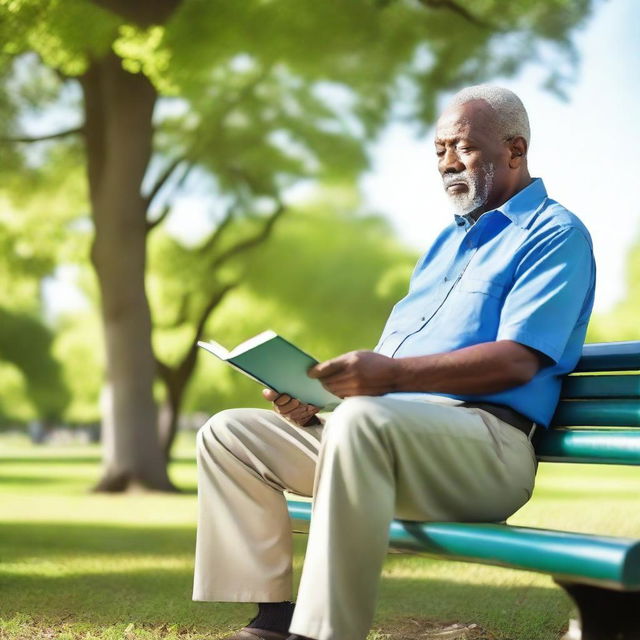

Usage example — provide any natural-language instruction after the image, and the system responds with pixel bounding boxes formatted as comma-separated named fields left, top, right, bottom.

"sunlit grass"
left=1, top=432, right=638, bottom=639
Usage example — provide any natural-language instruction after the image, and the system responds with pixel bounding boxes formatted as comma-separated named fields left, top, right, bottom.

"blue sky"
left=361, top=0, right=640, bottom=313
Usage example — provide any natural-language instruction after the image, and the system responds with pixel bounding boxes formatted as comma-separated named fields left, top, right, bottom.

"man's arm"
left=311, top=226, right=594, bottom=399
left=308, top=340, right=547, bottom=398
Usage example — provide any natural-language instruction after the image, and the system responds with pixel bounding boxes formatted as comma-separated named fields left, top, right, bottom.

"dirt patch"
left=372, top=617, right=498, bottom=640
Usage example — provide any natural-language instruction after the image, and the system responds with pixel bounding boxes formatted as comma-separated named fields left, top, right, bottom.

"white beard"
left=444, top=162, right=495, bottom=217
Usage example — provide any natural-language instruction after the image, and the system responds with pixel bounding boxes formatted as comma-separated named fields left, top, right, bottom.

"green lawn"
left=0, top=432, right=638, bottom=640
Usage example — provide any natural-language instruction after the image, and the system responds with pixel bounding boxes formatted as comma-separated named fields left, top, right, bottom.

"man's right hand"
left=262, top=389, right=321, bottom=427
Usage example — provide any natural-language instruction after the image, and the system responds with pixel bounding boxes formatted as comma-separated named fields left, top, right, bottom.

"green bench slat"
left=553, top=399, right=640, bottom=427
left=561, top=375, right=640, bottom=399
left=287, top=500, right=640, bottom=590
left=533, top=428, right=640, bottom=465
left=576, top=341, right=640, bottom=372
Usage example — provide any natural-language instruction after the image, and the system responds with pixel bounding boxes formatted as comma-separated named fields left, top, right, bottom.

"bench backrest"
left=534, top=341, right=640, bottom=465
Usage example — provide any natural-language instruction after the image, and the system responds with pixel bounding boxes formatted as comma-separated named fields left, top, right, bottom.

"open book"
left=197, top=330, right=342, bottom=410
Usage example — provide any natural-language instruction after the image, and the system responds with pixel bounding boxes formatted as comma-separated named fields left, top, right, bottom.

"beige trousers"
left=193, top=395, right=537, bottom=640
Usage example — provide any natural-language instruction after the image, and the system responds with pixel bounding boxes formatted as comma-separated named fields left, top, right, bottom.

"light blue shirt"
left=374, top=178, right=596, bottom=427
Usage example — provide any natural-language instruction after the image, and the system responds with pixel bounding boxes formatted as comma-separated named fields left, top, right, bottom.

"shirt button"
left=421, top=316, right=425, bottom=321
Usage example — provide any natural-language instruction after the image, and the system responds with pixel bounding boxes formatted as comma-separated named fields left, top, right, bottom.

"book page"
left=227, top=330, right=278, bottom=358
left=197, top=340, right=230, bottom=360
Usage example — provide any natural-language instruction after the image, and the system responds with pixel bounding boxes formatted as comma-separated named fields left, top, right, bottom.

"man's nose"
left=439, top=147, right=465, bottom=174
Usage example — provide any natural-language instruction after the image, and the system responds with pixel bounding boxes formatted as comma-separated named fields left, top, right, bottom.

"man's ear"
left=508, top=136, right=528, bottom=168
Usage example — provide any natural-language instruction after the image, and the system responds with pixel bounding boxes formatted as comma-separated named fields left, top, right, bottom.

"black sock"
left=247, top=601, right=296, bottom=633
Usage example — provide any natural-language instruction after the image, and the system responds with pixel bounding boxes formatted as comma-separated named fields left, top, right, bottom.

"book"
left=197, top=330, right=342, bottom=410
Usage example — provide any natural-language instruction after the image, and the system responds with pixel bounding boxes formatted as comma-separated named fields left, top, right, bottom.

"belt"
left=461, top=402, right=536, bottom=438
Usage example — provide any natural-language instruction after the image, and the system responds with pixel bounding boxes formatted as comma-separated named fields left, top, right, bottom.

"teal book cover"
left=197, top=331, right=341, bottom=410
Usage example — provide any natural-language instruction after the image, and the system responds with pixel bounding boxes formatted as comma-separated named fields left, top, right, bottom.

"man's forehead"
left=435, top=100, right=497, bottom=141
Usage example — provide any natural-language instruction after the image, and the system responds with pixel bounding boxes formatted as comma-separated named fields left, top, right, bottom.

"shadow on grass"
left=1, top=521, right=196, bottom=560
left=0, top=522, right=572, bottom=639
left=376, top=568, right=571, bottom=640
left=0, top=475, right=76, bottom=486
left=1, top=456, right=196, bottom=465
left=0, top=477, right=197, bottom=494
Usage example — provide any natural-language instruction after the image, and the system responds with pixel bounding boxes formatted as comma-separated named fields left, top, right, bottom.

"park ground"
left=1, top=432, right=638, bottom=640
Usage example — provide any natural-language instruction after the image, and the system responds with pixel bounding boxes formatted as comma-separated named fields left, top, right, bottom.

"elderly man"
left=193, top=85, right=596, bottom=640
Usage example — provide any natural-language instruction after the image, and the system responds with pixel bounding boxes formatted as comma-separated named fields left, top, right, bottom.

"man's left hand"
left=308, top=350, right=398, bottom=397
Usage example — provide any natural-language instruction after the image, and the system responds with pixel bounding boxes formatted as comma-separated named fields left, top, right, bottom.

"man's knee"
left=325, top=396, right=393, bottom=442
left=196, top=408, right=251, bottom=454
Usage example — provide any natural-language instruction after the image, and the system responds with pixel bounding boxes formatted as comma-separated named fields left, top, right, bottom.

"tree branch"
left=155, top=355, right=173, bottom=385
left=416, top=0, right=493, bottom=29
left=194, top=282, right=239, bottom=345
left=183, top=64, right=274, bottom=160
left=3, top=126, right=84, bottom=143
left=144, top=64, right=272, bottom=216
left=143, top=158, right=193, bottom=210
left=196, top=203, right=236, bottom=256
left=224, top=164, right=265, bottom=195
left=155, top=279, right=238, bottom=393
left=174, top=281, right=240, bottom=383
left=210, top=202, right=287, bottom=270
left=146, top=203, right=172, bottom=232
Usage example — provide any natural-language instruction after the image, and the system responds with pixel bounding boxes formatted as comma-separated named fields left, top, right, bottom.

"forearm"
left=393, top=340, right=540, bottom=395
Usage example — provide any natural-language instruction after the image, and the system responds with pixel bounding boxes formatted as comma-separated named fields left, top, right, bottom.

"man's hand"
left=262, top=389, right=321, bottom=427
left=308, top=350, right=398, bottom=397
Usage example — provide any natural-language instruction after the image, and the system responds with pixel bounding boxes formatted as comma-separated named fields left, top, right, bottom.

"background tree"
left=0, top=0, right=597, bottom=491
left=587, top=227, right=640, bottom=343
left=0, top=145, right=79, bottom=431
left=151, top=190, right=417, bottom=452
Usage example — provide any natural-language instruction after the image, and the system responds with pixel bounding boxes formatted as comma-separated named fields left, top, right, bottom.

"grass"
left=0, top=432, right=638, bottom=640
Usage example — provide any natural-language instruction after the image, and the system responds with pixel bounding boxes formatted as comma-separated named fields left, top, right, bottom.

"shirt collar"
left=454, top=178, right=547, bottom=230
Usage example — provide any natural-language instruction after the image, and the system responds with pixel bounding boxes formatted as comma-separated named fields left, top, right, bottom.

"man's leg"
left=288, top=396, right=537, bottom=640
left=193, top=408, right=322, bottom=603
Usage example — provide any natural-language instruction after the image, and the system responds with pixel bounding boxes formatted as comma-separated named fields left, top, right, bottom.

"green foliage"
left=0, top=308, right=70, bottom=421
left=0, top=362, right=34, bottom=422
left=0, top=136, right=88, bottom=425
left=154, top=195, right=419, bottom=413
left=587, top=229, right=640, bottom=342
left=52, top=310, right=104, bottom=423
left=0, top=0, right=599, bottom=434
left=0, top=0, right=120, bottom=74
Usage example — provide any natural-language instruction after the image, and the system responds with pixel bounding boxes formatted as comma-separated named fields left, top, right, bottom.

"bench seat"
left=288, top=499, right=640, bottom=591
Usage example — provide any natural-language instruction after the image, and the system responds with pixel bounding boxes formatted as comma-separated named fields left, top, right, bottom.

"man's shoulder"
left=529, top=196, right=593, bottom=248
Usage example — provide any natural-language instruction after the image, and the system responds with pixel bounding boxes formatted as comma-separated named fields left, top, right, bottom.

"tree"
left=0, top=309, right=70, bottom=428
left=0, top=0, right=597, bottom=490
left=0, top=154, right=78, bottom=429
left=151, top=191, right=417, bottom=450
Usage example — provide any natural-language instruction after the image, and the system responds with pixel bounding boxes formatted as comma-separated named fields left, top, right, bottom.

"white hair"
left=447, top=84, right=531, bottom=146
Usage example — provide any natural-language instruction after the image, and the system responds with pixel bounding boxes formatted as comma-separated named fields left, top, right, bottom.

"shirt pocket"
left=457, top=277, right=507, bottom=299
left=437, top=277, right=508, bottom=341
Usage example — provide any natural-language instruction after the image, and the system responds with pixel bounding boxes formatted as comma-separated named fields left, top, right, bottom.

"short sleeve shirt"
left=374, top=178, right=596, bottom=427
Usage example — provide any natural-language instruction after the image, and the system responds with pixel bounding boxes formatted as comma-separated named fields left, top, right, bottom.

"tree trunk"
left=158, top=379, right=184, bottom=460
left=157, top=344, right=200, bottom=459
left=81, top=53, right=176, bottom=492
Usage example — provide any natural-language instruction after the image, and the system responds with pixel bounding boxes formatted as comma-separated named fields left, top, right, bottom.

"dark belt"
left=461, top=402, right=536, bottom=438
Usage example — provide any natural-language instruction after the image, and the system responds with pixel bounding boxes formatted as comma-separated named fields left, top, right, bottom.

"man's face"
left=434, top=100, right=514, bottom=217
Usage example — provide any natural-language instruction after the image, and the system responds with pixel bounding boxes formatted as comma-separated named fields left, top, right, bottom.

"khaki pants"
left=193, top=395, right=537, bottom=640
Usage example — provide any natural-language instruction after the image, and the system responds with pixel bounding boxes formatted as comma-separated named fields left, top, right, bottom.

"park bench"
left=286, top=341, right=640, bottom=640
